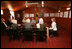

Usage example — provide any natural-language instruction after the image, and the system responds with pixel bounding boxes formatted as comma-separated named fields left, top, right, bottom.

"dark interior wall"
left=1, top=7, right=71, bottom=33
left=14, top=11, right=23, bottom=24
left=56, top=17, right=71, bottom=33
left=1, top=9, right=10, bottom=22
left=55, top=9, right=71, bottom=33
left=23, top=7, right=57, bottom=13
left=16, top=7, right=71, bottom=33
left=14, top=7, right=57, bottom=23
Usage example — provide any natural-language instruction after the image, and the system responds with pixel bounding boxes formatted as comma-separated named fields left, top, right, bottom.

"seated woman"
left=24, top=18, right=32, bottom=30
left=9, top=18, right=20, bottom=40
left=31, top=18, right=36, bottom=27
left=1, top=18, right=8, bottom=35
left=49, top=18, right=57, bottom=37
left=22, top=18, right=33, bottom=41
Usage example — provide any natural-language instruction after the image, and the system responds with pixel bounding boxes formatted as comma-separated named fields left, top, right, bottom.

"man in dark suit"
left=10, top=23, right=20, bottom=40
left=6, top=18, right=12, bottom=27
left=9, top=19, right=20, bottom=40
left=1, top=18, right=8, bottom=35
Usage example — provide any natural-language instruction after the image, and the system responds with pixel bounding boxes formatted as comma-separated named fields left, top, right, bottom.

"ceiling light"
left=66, top=8, right=70, bottom=10
left=42, top=4, right=44, bottom=7
left=42, top=1, right=44, bottom=7
left=26, top=5, right=28, bottom=8
left=42, top=1, right=44, bottom=5
left=8, top=4, right=13, bottom=11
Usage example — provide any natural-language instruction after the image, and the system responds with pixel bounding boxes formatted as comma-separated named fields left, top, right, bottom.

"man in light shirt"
left=1, top=18, right=8, bottom=27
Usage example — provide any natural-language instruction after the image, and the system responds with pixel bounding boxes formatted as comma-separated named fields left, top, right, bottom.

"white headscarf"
left=26, top=18, right=30, bottom=23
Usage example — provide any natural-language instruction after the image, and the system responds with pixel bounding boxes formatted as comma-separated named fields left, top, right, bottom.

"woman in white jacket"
left=49, top=18, right=57, bottom=37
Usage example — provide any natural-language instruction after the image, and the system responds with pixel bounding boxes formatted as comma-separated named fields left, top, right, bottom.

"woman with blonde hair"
left=49, top=18, right=57, bottom=37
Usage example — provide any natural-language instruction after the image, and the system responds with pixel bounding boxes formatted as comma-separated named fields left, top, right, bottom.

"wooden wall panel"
left=1, top=7, right=71, bottom=33
left=55, top=17, right=71, bottom=33
left=1, top=9, right=10, bottom=22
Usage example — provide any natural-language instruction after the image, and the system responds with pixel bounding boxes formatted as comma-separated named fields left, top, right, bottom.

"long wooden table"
left=6, top=24, right=49, bottom=39
left=18, top=24, right=49, bottom=38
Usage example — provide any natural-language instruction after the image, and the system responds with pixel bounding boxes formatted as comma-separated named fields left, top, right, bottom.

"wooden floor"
left=1, top=28, right=71, bottom=48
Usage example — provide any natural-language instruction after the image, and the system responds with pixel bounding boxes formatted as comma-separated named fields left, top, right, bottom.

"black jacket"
left=1, top=22, right=7, bottom=30
left=6, top=20, right=12, bottom=26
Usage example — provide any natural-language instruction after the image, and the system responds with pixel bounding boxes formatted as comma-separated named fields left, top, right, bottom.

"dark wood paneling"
left=56, top=17, right=71, bottom=33
left=1, top=6, right=71, bottom=33
left=1, top=9, right=10, bottom=22
left=1, top=1, right=71, bottom=11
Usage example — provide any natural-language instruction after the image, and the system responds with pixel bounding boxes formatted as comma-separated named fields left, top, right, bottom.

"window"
left=64, top=11, right=68, bottom=18
left=69, top=10, right=71, bottom=18
left=60, top=12, right=63, bottom=17
left=30, top=14, right=34, bottom=17
left=24, top=14, right=29, bottom=17
left=50, top=13, right=54, bottom=17
left=55, top=13, right=59, bottom=17
left=1, top=10, right=3, bottom=15
left=10, top=10, right=15, bottom=19
left=44, top=13, right=49, bottom=17
left=10, top=10, right=14, bottom=16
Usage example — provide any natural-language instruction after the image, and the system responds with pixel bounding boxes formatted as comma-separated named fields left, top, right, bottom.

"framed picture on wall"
left=24, top=14, right=29, bottom=17
left=60, top=12, right=63, bottom=17
left=64, top=11, right=68, bottom=18
left=40, top=13, right=44, bottom=17
left=50, top=13, right=54, bottom=17
left=69, top=10, right=71, bottom=18
left=44, top=13, right=49, bottom=17
left=1, top=10, right=3, bottom=15
left=17, top=14, right=20, bottom=18
left=30, top=14, right=34, bottom=17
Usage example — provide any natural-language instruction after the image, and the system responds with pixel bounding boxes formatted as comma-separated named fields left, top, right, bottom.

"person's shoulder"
left=52, top=22, right=56, bottom=24
left=36, top=23, right=39, bottom=25
left=29, top=23, right=32, bottom=24
left=53, top=22, right=56, bottom=23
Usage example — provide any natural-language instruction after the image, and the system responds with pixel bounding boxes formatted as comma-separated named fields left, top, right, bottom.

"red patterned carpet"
left=1, top=29, right=71, bottom=48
